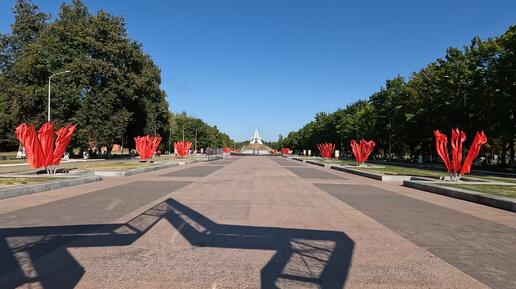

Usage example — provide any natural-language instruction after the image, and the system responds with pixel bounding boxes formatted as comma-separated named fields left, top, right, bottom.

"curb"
left=329, top=165, right=411, bottom=181
left=0, top=175, right=102, bottom=200
left=403, top=180, right=516, bottom=213
left=306, top=160, right=331, bottom=168
left=306, top=160, right=324, bottom=167
left=94, top=160, right=203, bottom=177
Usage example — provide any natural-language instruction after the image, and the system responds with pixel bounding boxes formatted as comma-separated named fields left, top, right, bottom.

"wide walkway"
left=0, top=156, right=515, bottom=289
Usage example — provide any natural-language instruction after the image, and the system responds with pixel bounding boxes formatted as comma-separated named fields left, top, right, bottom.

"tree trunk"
left=509, top=138, right=515, bottom=167
left=501, top=143, right=507, bottom=167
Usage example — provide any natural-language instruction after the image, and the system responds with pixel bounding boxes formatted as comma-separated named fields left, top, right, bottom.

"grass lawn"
left=69, top=161, right=155, bottom=171
left=443, top=184, right=516, bottom=199
left=475, top=176, right=516, bottom=184
left=295, top=157, right=357, bottom=165
left=357, top=165, right=445, bottom=177
left=0, top=177, right=62, bottom=187
left=0, top=151, right=17, bottom=158
left=322, top=159, right=357, bottom=165
left=0, top=159, right=27, bottom=164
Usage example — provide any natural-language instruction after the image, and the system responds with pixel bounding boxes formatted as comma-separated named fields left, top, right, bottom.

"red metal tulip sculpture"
left=174, top=141, right=192, bottom=158
left=350, top=139, right=376, bottom=166
left=223, top=147, right=231, bottom=154
left=281, top=148, right=289, bottom=155
left=434, top=128, right=487, bottom=181
left=317, top=143, right=335, bottom=159
left=134, top=135, right=162, bottom=161
left=15, top=122, right=76, bottom=174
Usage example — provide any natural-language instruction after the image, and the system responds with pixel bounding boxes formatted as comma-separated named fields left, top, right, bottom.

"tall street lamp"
left=194, top=128, right=198, bottom=152
left=48, top=70, right=71, bottom=121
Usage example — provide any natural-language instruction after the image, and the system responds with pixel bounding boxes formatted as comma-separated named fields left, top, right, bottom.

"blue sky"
left=1, top=1, right=515, bottom=141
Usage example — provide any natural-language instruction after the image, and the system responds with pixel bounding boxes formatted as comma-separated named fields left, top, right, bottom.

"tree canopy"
left=168, top=112, right=235, bottom=152
left=279, top=26, right=516, bottom=166
left=0, top=0, right=172, bottom=150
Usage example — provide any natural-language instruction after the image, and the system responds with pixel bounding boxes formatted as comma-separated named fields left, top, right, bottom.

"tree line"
left=278, top=26, right=516, bottom=167
left=169, top=112, right=235, bottom=153
left=0, top=0, right=172, bottom=151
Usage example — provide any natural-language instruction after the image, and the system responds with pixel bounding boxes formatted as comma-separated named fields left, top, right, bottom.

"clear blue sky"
left=1, top=1, right=515, bottom=141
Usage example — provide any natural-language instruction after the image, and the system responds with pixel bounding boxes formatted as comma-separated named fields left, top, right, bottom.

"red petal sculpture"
left=317, top=143, right=335, bottom=159
left=16, top=123, right=43, bottom=169
left=52, top=124, right=76, bottom=166
left=134, top=135, right=162, bottom=161
left=150, top=136, right=162, bottom=158
left=433, top=128, right=487, bottom=180
left=450, top=128, right=466, bottom=175
left=174, top=141, right=192, bottom=158
left=281, top=148, right=289, bottom=155
left=15, top=122, right=76, bottom=171
left=460, top=131, right=487, bottom=175
left=134, top=136, right=147, bottom=160
left=350, top=139, right=375, bottom=164
left=433, top=130, right=452, bottom=173
left=38, top=122, right=55, bottom=167
left=223, top=147, right=231, bottom=154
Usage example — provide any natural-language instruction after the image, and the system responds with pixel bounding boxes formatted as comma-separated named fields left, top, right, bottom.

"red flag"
left=351, top=139, right=375, bottom=164
left=460, top=131, right=487, bottom=175
left=317, top=142, right=335, bottom=159
left=16, top=122, right=75, bottom=169
left=433, top=130, right=453, bottom=173
left=135, top=135, right=161, bottom=160
left=434, top=129, right=487, bottom=178
left=16, top=123, right=44, bottom=169
left=38, top=122, right=55, bottom=167
left=52, top=124, right=76, bottom=165
left=174, top=141, right=192, bottom=158
left=450, top=128, right=466, bottom=175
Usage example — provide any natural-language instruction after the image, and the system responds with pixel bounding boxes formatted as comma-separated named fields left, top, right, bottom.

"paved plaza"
left=0, top=156, right=515, bottom=289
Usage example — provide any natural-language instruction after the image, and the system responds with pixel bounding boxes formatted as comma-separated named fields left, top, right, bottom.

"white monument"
left=240, top=129, right=273, bottom=155
left=250, top=129, right=263, bottom=144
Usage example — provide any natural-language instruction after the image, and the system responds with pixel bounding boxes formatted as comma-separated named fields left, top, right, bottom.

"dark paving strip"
left=0, top=181, right=191, bottom=277
left=315, top=184, right=516, bottom=289
left=272, top=158, right=304, bottom=167
left=161, top=165, right=224, bottom=177
left=0, top=181, right=191, bottom=227
left=286, top=167, right=347, bottom=180
left=207, top=160, right=234, bottom=165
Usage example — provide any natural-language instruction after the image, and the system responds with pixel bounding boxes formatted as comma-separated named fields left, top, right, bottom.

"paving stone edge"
left=403, top=180, right=516, bottom=213
left=94, top=159, right=210, bottom=177
left=0, top=175, right=102, bottom=200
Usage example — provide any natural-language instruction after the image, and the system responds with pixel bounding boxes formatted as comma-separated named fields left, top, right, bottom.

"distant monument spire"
left=250, top=129, right=263, bottom=144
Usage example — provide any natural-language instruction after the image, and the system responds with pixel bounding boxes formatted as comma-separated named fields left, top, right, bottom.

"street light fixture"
left=48, top=70, right=71, bottom=121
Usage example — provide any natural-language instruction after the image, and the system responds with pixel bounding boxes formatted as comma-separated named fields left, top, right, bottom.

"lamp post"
left=48, top=70, right=71, bottom=121
left=168, top=127, right=172, bottom=155
left=194, top=128, right=198, bottom=153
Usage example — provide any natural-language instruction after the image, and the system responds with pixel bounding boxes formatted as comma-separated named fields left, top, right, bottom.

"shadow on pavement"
left=0, top=199, right=354, bottom=289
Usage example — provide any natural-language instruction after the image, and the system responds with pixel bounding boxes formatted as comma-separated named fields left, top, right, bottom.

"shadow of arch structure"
left=0, top=198, right=354, bottom=289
